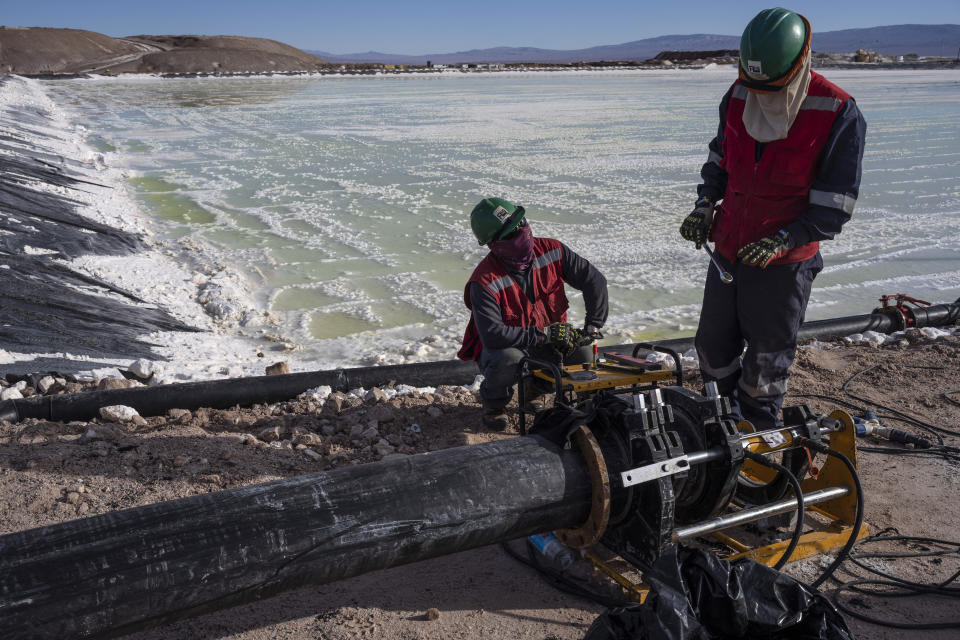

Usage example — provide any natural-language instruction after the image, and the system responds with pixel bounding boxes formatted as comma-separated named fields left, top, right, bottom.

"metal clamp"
left=620, top=454, right=692, bottom=488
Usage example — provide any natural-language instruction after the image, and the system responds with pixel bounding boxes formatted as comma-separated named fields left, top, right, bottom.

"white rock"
left=303, top=448, right=323, bottom=461
left=128, top=359, right=158, bottom=379
left=84, top=367, right=125, bottom=382
left=299, top=385, right=332, bottom=403
left=920, top=327, right=950, bottom=339
left=37, top=376, right=57, bottom=393
left=0, top=387, right=23, bottom=401
left=862, top=330, right=887, bottom=345
left=99, top=405, right=140, bottom=422
left=14, top=380, right=27, bottom=391
left=465, top=375, right=484, bottom=393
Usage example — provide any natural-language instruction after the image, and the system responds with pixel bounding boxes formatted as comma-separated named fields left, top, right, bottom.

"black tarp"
left=584, top=546, right=853, bottom=640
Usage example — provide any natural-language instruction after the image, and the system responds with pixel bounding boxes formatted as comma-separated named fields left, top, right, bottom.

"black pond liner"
left=0, top=89, right=199, bottom=362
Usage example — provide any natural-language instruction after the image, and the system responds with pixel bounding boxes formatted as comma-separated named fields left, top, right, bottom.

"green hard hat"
left=470, top=197, right=526, bottom=246
left=739, top=8, right=808, bottom=82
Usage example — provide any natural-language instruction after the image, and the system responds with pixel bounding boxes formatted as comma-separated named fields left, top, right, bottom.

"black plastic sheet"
left=585, top=545, right=853, bottom=640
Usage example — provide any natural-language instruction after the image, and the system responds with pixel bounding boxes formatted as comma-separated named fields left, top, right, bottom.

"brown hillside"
left=0, top=26, right=143, bottom=74
left=0, top=27, right=326, bottom=75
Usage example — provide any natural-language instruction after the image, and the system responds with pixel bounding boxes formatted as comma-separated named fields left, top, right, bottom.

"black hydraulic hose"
left=743, top=450, right=804, bottom=571
left=841, top=364, right=960, bottom=440
left=832, top=532, right=960, bottom=630
left=799, top=438, right=865, bottom=590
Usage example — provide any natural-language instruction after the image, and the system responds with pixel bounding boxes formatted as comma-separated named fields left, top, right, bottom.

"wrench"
left=702, top=243, right=733, bottom=284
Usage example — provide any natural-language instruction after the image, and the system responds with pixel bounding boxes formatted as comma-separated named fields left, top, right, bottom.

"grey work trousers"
left=695, top=251, right=822, bottom=430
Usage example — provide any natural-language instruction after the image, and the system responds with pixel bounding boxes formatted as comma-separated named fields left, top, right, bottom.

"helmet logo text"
left=493, top=206, right=510, bottom=222
left=747, top=60, right=763, bottom=76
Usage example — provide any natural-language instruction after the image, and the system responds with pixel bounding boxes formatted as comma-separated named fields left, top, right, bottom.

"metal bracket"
left=621, top=454, right=692, bottom=488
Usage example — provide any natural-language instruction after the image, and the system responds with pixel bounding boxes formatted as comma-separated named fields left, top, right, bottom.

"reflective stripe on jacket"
left=712, top=72, right=851, bottom=265
left=457, top=237, right=568, bottom=361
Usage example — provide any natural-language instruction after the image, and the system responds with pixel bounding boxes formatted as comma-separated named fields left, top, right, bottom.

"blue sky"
left=4, top=1, right=959, bottom=54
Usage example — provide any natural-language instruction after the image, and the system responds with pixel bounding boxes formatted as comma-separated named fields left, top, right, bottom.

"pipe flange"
left=873, top=305, right=907, bottom=331
left=556, top=425, right=610, bottom=549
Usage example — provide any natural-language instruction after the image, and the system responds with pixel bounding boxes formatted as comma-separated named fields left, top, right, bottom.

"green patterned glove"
left=679, top=198, right=714, bottom=249
left=737, top=230, right=792, bottom=268
left=545, top=322, right=578, bottom=357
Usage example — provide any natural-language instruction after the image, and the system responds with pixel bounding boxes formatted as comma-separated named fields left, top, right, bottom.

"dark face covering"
left=489, top=222, right=534, bottom=271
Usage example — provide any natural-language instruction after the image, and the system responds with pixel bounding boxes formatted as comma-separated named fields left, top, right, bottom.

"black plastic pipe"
left=0, top=436, right=594, bottom=639
left=1, top=301, right=957, bottom=424
left=603, top=300, right=960, bottom=360
left=0, top=358, right=480, bottom=423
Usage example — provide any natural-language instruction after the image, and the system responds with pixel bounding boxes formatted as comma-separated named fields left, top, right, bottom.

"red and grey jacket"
left=699, top=71, right=866, bottom=265
left=457, top=238, right=569, bottom=361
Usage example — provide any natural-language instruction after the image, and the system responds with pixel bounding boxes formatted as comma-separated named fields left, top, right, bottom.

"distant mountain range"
left=309, top=24, right=960, bottom=65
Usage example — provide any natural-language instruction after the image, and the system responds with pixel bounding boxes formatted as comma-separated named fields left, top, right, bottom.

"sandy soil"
left=1, top=330, right=959, bottom=639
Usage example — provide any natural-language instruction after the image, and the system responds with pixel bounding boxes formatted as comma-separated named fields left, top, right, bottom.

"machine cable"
left=797, top=439, right=865, bottom=589
left=830, top=528, right=960, bottom=630
left=791, top=364, right=960, bottom=464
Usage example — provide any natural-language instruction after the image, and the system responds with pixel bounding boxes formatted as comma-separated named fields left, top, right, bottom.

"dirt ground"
left=1, top=328, right=959, bottom=639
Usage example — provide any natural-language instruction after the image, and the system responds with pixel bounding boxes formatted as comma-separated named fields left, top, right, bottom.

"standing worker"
left=680, top=8, right=866, bottom=429
left=458, top=197, right=608, bottom=431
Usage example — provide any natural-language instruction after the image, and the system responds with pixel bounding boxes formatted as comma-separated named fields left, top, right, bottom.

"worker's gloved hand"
left=679, top=198, right=714, bottom=249
left=737, top=229, right=792, bottom=268
left=577, top=324, right=603, bottom=347
left=544, top=322, right=579, bottom=357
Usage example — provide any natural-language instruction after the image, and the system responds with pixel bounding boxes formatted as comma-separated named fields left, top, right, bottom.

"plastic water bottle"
left=527, top=532, right=578, bottom=571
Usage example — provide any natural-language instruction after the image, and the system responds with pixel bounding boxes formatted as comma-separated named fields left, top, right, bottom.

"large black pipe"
left=0, top=436, right=594, bottom=639
left=1, top=301, right=957, bottom=424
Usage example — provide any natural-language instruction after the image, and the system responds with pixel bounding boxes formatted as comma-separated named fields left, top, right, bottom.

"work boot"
left=520, top=376, right=549, bottom=413
left=482, top=408, right=509, bottom=432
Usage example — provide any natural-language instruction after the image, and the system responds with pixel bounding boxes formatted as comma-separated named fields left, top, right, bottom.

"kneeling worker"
left=457, top=197, right=608, bottom=430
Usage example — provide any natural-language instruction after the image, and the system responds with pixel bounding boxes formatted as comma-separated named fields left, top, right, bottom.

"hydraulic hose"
left=799, top=438, right=865, bottom=590
left=743, top=450, right=804, bottom=570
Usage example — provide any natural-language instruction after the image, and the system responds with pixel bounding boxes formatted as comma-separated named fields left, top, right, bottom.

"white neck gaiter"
left=741, top=53, right=811, bottom=143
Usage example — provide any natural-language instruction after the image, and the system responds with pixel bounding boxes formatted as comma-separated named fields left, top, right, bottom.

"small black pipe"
left=0, top=359, right=479, bottom=423
left=1, top=302, right=957, bottom=424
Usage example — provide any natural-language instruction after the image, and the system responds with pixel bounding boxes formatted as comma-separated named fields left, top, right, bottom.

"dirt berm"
left=0, top=27, right=326, bottom=75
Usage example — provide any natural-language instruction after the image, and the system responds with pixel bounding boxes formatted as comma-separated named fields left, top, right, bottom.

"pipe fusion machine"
left=519, top=344, right=865, bottom=596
